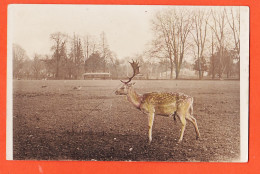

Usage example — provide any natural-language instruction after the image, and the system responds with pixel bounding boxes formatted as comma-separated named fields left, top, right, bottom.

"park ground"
left=12, top=80, right=240, bottom=161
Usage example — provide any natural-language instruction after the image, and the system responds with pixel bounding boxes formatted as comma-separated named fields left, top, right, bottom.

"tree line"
left=149, top=7, right=240, bottom=79
left=13, top=32, right=126, bottom=80
left=13, top=7, right=240, bottom=80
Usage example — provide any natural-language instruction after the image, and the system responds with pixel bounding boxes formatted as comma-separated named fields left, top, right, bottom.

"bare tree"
left=191, top=8, right=209, bottom=79
left=12, top=44, right=29, bottom=79
left=151, top=7, right=192, bottom=79
left=209, top=8, right=228, bottom=78
left=99, top=32, right=110, bottom=72
left=225, top=7, right=240, bottom=79
left=50, top=32, right=68, bottom=79
left=69, top=34, right=84, bottom=79
left=32, top=54, right=44, bottom=79
left=40, top=55, right=55, bottom=78
left=83, top=35, right=90, bottom=61
left=147, top=38, right=170, bottom=78
left=159, top=59, right=170, bottom=79
left=107, top=52, right=120, bottom=78
left=209, top=32, right=217, bottom=79
left=83, top=34, right=97, bottom=72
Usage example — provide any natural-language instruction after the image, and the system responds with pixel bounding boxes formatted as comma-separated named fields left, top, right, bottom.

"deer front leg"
left=148, top=112, right=155, bottom=144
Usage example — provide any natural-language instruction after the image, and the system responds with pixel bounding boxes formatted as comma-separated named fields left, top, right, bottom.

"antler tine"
left=130, top=59, right=140, bottom=75
left=121, top=60, right=140, bottom=84
left=120, top=79, right=127, bottom=84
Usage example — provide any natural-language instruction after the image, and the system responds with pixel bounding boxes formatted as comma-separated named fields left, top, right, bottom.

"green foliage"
left=193, top=57, right=208, bottom=73
left=208, top=48, right=239, bottom=79
left=85, top=52, right=105, bottom=73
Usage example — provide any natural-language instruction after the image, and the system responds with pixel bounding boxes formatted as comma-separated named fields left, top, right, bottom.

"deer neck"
left=127, top=88, right=142, bottom=109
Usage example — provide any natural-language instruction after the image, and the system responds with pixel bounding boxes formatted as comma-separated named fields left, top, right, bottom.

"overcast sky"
left=9, top=5, right=243, bottom=61
left=9, top=4, right=165, bottom=59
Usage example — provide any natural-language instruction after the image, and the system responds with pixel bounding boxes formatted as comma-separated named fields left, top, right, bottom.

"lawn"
left=13, top=79, right=240, bottom=161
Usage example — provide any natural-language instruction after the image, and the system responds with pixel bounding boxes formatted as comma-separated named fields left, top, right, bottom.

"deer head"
left=115, top=82, right=136, bottom=95
left=115, top=60, right=140, bottom=95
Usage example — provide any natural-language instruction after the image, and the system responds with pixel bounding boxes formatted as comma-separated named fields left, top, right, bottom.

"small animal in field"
left=73, top=86, right=82, bottom=90
left=115, top=60, right=200, bottom=144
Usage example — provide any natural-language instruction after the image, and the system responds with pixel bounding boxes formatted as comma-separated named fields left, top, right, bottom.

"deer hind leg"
left=148, top=112, right=155, bottom=144
left=186, top=114, right=200, bottom=139
left=178, top=113, right=187, bottom=143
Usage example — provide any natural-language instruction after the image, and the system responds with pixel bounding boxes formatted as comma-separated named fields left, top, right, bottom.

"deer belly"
left=154, top=104, right=177, bottom=116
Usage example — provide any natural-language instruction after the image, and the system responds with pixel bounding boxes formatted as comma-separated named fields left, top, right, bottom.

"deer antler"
left=120, top=60, right=140, bottom=84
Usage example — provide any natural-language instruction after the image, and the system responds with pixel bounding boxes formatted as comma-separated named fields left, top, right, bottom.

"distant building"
left=82, top=72, right=111, bottom=80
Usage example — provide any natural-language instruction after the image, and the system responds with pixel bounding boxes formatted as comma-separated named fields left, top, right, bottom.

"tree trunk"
left=170, top=61, right=174, bottom=79
left=198, top=55, right=202, bottom=80
left=175, top=68, right=179, bottom=79
left=219, top=71, right=222, bottom=79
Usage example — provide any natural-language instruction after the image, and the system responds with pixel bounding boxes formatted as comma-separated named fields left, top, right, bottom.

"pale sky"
left=8, top=5, right=243, bottom=60
left=8, top=4, right=164, bottom=59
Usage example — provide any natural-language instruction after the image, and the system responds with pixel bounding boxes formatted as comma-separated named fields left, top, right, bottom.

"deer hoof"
left=148, top=139, right=152, bottom=145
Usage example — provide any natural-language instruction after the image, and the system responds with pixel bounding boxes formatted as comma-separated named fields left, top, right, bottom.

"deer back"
left=139, top=92, right=193, bottom=115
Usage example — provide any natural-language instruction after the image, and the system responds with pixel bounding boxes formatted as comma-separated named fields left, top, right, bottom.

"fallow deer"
left=115, top=60, right=200, bottom=144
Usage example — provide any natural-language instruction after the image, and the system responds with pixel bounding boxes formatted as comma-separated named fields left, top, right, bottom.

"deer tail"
left=173, top=111, right=177, bottom=121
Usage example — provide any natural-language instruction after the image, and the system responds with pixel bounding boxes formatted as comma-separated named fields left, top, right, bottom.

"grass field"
left=13, top=80, right=240, bottom=161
